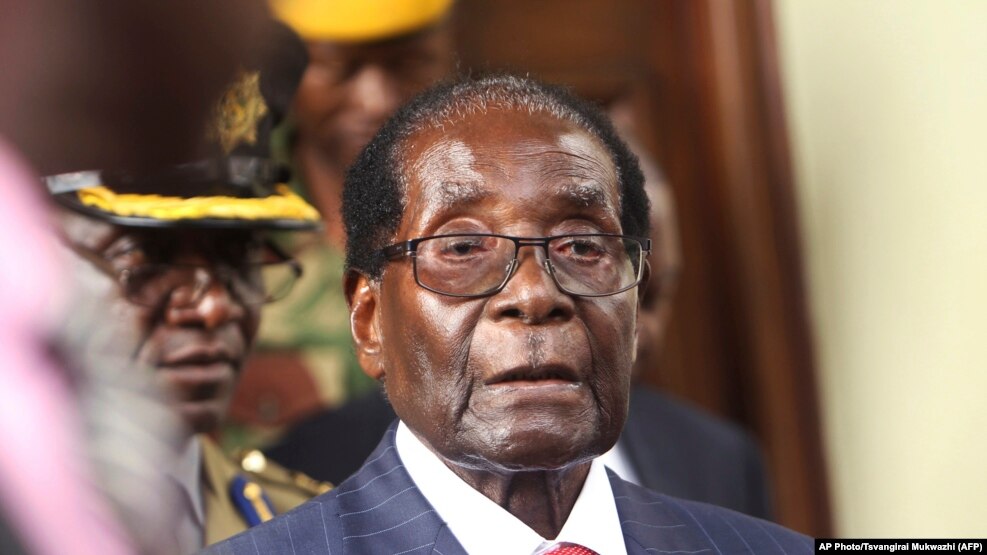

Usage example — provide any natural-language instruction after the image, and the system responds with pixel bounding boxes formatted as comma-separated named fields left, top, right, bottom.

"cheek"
left=381, top=292, right=481, bottom=420
left=584, top=299, right=637, bottom=403
left=394, top=296, right=474, bottom=381
left=242, top=306, right=261, bottom=346
left=119, top=302, right=161, bottom=366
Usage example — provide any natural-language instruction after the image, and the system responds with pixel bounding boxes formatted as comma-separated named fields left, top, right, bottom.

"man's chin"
left=178, top=400, right=226, bottom=435
left=452, top=425, right=610, bottom=473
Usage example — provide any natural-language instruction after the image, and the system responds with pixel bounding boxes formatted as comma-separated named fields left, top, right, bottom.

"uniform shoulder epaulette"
left=234, top=448, right=333, bottom=497
left=228, top=474, right=276, bottom=527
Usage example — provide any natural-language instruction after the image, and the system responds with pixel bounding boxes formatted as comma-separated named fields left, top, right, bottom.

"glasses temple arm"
left=264, top=239, right=304, bottom=278
left=381, top=241, right=415, bottom=260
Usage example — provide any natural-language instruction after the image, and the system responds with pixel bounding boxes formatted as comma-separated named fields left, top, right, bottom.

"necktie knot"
left=544, top=543, right=599, bottom=555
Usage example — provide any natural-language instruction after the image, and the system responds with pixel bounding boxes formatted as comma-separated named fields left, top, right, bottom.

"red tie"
left=544, top=544, right=599, bottom=555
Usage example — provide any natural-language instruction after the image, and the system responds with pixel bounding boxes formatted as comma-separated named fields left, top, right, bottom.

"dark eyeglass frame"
left=61, top=234, right=303, bottom=307
left=381, top=233, right=651, bottom=298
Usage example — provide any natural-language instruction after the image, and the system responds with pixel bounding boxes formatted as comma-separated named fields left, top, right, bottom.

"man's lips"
left=157, top=345, right=239, bottom=405
left=484, top=364, right=581, bottom=387
left=159, top=344, right=237, bottom=367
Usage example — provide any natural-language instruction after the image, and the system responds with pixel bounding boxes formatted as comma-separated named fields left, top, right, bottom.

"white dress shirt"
left=396, top=422, right=628, bottom=555
left=167, top=436, right=204, bottom=553
left=598, top=440, right=642, bottom=486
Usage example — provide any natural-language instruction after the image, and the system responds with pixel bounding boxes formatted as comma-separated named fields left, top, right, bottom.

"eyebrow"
left=427, top=180, right=493, bottom=212
left=555, top=181, right=612, bottom=209
left=533, top=148, right=618, bottom=210
left=420, top=179, right=617, bottom=223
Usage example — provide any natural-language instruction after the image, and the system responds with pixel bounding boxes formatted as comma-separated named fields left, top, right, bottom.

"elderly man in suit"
left=264, top=97, right=775, bottom=523
left=264, top=126, right=775, bottom=519
left=206, top=74, right=811, bottom=554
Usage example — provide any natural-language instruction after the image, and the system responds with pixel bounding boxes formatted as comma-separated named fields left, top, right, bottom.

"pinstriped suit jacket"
left=203, top=426, right=812, bottom=554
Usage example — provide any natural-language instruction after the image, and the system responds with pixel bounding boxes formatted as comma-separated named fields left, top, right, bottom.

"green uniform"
left=256, top=238, right=364, bottom=395
left=201, top=435, right=330, bottom=546
left=222, top=116, right=376, bottom=449
left=224, top=233, right=376, bottom=449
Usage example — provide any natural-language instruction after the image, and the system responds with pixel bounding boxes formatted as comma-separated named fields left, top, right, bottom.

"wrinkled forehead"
left=398, top=110, right=621, bottom=221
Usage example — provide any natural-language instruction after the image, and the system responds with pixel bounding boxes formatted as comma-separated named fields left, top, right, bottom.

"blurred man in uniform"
left=44, top=22, right=330, bottom=552
left=0, top=2, right=267, bottom=553
left=228, top=0, right=457, bottom=439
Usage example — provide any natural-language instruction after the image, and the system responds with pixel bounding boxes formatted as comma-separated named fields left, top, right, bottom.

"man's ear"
left=630, top=259, right=652, bottom=364
left=344, top=269, right=385, bottom=381
left=637, top=259, right=652, bottom=307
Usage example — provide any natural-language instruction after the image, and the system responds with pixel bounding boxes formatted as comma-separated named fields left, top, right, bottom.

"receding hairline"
left=342, top=73, right=650, bottom=278
left=398, top=80, right=594, bottom=138
left=390, top=101, right=616, bottom=203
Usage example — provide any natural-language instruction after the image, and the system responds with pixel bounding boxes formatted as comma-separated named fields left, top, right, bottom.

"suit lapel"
left=337, top=429, right=720, bottom=555
left=432, top=525, right=468, bottom=555
left=334, top=425, right=468, bottom=555
left=610, top=471, right=716, bottom=555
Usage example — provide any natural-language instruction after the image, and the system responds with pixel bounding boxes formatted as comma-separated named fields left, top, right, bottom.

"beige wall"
left=776, top=0, right=987, bottom=536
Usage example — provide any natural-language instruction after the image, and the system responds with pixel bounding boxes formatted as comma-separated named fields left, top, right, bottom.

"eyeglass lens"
left=413, top=235, right=642, bottom=297
left=123, top=262, right=298, bottom=307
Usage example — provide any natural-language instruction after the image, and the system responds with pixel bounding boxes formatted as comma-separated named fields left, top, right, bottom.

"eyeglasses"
left=381, top=233, right=651, bottom=298
left=64, top=238, right=303, bottom=308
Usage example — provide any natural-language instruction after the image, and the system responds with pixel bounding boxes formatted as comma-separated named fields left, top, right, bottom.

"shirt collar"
left=396, top=421, right=627, bottom=555
left=167, top=435, right=204, bottom=527
left=598, top=438, right=642, bottom=486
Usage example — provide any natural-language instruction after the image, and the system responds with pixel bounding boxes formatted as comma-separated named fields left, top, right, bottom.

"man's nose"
left=485, top=249, right=575, bottom=324
left=165, top=270, right=245, bottom=330
left=349, top=64, right=402, bottom=120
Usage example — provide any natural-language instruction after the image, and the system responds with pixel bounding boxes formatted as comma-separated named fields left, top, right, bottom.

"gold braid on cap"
left=76, top=185, right=320, bottom=222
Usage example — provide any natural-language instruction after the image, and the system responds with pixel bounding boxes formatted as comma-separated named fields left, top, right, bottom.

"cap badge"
left=210, top=71, right=268, bottom=154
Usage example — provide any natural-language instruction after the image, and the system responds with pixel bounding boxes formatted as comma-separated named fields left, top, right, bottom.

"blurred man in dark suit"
left=599, top=100, right=774, bottom=519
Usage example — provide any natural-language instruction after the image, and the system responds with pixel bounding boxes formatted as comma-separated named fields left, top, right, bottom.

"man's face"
left=60, top=214, right=262, bottom=433
left=293, top=24, right=453, bottom=171
left=355, top=108, right=640, bottom=472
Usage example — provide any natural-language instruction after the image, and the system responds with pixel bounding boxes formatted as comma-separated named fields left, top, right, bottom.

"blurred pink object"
left=0, top=137, right=131, bottom=554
